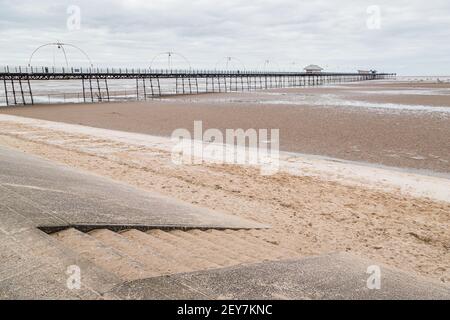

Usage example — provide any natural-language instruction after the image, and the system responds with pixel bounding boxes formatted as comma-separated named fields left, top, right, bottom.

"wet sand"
left=1, top=81, right=450, bottom=174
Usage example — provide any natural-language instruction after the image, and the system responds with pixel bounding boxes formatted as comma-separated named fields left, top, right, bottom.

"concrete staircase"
left=52, top=228, right=298, bottom=282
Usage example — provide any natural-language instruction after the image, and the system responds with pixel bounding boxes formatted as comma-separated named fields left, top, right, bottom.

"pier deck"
left=0, top=66, right=396, bottom=106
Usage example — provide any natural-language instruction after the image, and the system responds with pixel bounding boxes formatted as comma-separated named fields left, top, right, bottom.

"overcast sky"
left=1, top=0, right=449, bottom=75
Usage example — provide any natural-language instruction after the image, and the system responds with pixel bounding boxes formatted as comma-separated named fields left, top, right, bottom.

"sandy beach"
left=0, top=80, right=449, bottom=285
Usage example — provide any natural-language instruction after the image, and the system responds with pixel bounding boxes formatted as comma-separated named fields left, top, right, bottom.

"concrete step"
left=147, top=230, right=237, bottom=268
left=226, top=229, right=298, bottom=258
left=245, top=229, right=302, bottom=253
left=52, top=228, right=296, bottom=283
left=190, top=229, right=279, bottom=262
left=88, top=229, right=187, bottom=275
left=121, top=229, right=216, bottom=271
left=170, top=229, right=254, bottom=264
left=53, top=228, right=155, bottom=281
left=210, top=230, right=286, bottom=261
left=0, top=227, right=121, bottom=299
left=234, top=230, right=296, bottom=259
left=187, top=229, right=259, bottom=264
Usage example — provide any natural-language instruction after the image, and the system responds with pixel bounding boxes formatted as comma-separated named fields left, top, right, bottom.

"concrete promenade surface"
left=0, top=145, right=263, bottom=230
left=113, top=253, right=450, bottom=300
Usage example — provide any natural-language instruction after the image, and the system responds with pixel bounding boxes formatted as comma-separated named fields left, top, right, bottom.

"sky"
left=0, top=0, right=449, bottom=75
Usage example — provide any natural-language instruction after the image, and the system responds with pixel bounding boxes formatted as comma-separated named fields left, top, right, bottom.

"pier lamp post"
left=150, top=52, right=192, bottom=72
left=214, top=57, right=246, bottom=72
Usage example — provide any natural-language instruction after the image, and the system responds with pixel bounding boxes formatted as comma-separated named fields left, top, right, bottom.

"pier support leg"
left=157, top=78, right=162, bottom=97
left=105, top=79, right=110, bottom=102
left=89, top=77, right=94, bottom=102
left=150, top=78, right=155, bottom=97
left=136, top=78, right=139, bottom=101
left=142, top=78, right=146, bottom=101
left=82, top=78, right=86, bottom=103
left=27, top=76, right=34, bottom=105
left=3, top=78, right=9, bottom=106
left=18, top=79, right=26, bottom=105
left=10, top=79, right=17, bottom=105
left=97, top=78, right=102, bottom=102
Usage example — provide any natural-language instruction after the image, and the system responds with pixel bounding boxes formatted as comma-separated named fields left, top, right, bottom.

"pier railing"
left=2, top=65, right=267, bottom=75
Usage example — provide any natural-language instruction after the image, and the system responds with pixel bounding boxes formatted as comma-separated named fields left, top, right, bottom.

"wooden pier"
left=0, top=66, right=396, bottom=106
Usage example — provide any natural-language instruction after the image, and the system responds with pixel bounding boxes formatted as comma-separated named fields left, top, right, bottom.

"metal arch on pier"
left=28, top=42, right=94, bottom=68
left=0, top=66, right=396, bottom=107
